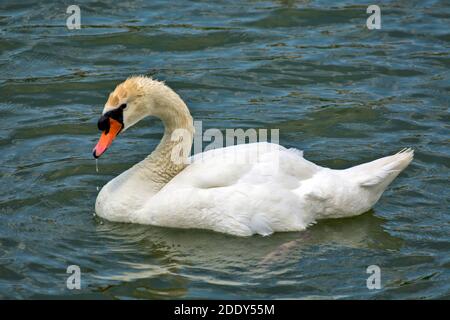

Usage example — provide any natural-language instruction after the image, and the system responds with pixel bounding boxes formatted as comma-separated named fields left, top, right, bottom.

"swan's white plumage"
left=94, top=76, right=414, bottom=236
left=97, top=142, right=413, bottom=236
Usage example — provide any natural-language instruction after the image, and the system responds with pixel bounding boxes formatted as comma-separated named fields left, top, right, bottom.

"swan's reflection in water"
left=92, top=211, right=401, bottom=298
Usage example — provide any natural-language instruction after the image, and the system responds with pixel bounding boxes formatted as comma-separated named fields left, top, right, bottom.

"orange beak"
left=93, top=118, right=123, bottom=158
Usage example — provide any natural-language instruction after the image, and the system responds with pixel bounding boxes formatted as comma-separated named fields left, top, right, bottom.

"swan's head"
left=93, top=76, right=171, bottom=158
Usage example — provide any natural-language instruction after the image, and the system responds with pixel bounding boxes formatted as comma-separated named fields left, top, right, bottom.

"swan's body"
left=94, top=76, right=413, bottom=236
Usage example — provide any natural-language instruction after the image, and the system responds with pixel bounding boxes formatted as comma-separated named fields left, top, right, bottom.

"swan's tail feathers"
left=351, top=148, right=414, bottom=189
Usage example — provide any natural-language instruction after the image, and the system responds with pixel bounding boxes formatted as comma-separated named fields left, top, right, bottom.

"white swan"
left=93, top=76, right=413, bottom=236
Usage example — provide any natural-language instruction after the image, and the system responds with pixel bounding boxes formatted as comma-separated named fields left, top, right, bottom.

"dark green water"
left=0, top=0, right=449, bottom=299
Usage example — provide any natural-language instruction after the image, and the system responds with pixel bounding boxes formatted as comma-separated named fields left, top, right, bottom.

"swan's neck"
left=136, top=88, right=194, bottom=190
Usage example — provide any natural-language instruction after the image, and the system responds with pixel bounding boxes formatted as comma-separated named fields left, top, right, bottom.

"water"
left=0, top=0, right=449, bottom=299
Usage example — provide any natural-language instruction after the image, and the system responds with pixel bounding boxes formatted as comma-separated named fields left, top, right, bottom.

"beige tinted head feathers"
left=93, top=76, right=193, bottom=158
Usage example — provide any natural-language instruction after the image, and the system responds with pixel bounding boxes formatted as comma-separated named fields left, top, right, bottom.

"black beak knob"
left=97, top=115, right=110, bottom=133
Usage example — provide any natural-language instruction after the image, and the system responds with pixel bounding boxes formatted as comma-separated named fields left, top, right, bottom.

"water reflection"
left=91, top=211, right=401, bottom=298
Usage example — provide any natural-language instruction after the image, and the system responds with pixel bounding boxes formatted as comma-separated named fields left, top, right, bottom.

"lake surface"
left=0, top=0, right=449, bottom=299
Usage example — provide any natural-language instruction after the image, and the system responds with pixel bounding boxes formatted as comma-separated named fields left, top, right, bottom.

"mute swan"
left=93, top=76, right=413, bottom=236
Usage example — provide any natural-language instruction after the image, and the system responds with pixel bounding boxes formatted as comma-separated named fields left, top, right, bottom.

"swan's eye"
left=119, top=104, right=127, bottom=110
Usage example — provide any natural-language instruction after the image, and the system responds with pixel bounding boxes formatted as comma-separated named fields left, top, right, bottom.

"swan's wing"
left=173, top=142, right=322, bottom=189
left=140, top=143, right=325, bottom=236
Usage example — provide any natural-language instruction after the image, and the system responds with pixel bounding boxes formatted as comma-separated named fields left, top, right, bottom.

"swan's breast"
left=95, top=167, right=157, bottom=222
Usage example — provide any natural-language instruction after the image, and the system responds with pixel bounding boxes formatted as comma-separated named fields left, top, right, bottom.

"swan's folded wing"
left=138, top=143, right=324, bottom=235
left=182, top=143, right=322, bottom=189
left=180, top=142, right=283, bottom=189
